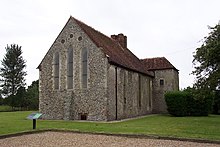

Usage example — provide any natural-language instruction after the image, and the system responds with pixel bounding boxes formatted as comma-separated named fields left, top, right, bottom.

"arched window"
left=67, top=47, right=73, bottom=89
left=82, top=48, right=88, bottom=88
left=53, top=52, right=59, bottom=89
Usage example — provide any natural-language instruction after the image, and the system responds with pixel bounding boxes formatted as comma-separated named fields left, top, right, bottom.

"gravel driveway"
left=0, top=131, right=219, bottom=147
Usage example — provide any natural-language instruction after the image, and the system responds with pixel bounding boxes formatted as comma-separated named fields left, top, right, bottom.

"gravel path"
left=0, top=132, right=219, bottom=147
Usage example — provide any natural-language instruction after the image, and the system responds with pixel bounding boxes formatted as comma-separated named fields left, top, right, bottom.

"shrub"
left=165, top=91, right=189, bottom=116
left=213, top=90, right=220, bottom=114
left=0, top=105, right=13, bottom=112
left=189, top=89, right=213, bottom=116
left=188, top=98, right=211, bottom=116
left=165, top=88, right=213, bottom=116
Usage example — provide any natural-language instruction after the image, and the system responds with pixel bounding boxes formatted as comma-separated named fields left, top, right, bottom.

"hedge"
left=165, top=91, right=189, bottom=116
left=165, top=90, right=213, bottom=116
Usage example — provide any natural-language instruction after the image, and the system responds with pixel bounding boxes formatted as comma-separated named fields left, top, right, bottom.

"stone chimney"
left=111, top=33, right=127, bottom=48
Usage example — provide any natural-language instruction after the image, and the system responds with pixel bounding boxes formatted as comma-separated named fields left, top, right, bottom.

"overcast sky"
left=0, top=0, right=220, bottom=89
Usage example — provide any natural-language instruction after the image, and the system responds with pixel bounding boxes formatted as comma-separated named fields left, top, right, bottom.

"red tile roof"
left=141, top=57, right=178, bottom=71
left=72, top=16, right=154, bottom=76
left=38, top=16, right=178, bottom=75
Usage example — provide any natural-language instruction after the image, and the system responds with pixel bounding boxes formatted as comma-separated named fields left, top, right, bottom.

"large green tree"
left=192, top=24, right=220, bottom=89
left=192, top=23, right=220, bottom=114
left=0, top=44, right=27, bottom=96
left=25, top=80, right=39, bottom=110
left=14, top=86, right=26, bottom=109
left=0, top=92, right=3, bottom=105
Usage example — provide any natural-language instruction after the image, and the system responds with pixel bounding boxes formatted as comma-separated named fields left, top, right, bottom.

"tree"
left=0, top=93, right=3, bottom=105
left=192, top=24, right=220, bottom=90
left=0, top=44, right=27, bottom=97
left=192, top=23, right=220, bottom=114
left=14, top=86, right=27, bottom=109
left=213, top=90, right=220, bottom=114
left=25, top=80, right=39, bottom=110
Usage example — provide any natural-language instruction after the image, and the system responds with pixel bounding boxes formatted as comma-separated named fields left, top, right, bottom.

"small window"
left=80, top=113, right=87, bottom=120
left=78, top=36, right=82, bottom=41
left=61, top=39, right=65, bottom=44
left=160, top=79, right=164, bottom=86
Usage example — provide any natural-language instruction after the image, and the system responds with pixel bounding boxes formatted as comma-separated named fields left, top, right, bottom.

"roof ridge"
left=71, top=16, right=154, bottom=76
left=141, top=57, right=165, bottom=60
left=73, top=16, right=143, bottom=65
left=71, top=16, right=113, bottom=44
left=141, top=56, right=178, bottom=71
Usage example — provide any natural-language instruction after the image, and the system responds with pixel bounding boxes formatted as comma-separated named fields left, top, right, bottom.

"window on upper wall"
left=67, top=47, right=73, bottom=89
left=160, top=79, right=164, bottom=86
left=53, top=52, right=60, bottom=90
left=81, top=48, right=88, bottom=88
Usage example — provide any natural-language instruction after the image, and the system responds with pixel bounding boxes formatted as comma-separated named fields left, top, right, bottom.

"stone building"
left=38, top=16, right=179, bottom=121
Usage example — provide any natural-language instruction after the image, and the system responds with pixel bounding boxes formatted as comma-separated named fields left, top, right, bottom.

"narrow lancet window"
left=82, top=48, right=88, bottom=88
left=67, top=47, right=73, bottom=89
left=53, top=52, right=60, bottom=90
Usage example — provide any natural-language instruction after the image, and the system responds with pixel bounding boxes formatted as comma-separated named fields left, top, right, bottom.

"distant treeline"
left=0, top=80, right=39, bottom=110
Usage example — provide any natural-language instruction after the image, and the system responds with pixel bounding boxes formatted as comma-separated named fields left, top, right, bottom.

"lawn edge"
left=1, top=129, right=220, bottom=145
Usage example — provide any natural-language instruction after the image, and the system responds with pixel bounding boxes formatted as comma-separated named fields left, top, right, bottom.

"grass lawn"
left=1, top=111, right=220, bottom=141
left=0, top=105, right=13, bottom=112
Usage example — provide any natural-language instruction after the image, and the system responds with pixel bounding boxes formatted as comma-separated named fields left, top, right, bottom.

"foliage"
left=192, top=23, right=220, bottom=115
left=165, top=88, right=213, bottom=116
left=0, top=44, right=39, bottom=110
left=1, top=97, right=9, bottom=106
left=15, top=86, right=28, bottom=109
left=0, top=93, right=3, bottom=105
left=165, top=91, right=188, bottom=116
left=0, top=44, right=27, bottom=96
left=1, top=86, right=28, bottom=110
left=0, top=80, right=39, bottom=111
left=25, top=80, right=39, bottom=110
left=213, top=90, right=220, bottom=114
left=1, top=112, right=220, bottom=141
left=184, top=87, right=214, bottom=116
left=0, top=98, right=3, bottom=105
left=0, top=105, right=13, bottom=112
left=10, top=80, right=39, bottom=110
left=192, top=24, right=220, bottom=90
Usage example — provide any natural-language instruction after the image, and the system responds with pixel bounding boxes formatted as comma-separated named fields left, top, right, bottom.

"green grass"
left=0, top=105, right=13, bottom=112
left=1, top=111, right=220, bottom=141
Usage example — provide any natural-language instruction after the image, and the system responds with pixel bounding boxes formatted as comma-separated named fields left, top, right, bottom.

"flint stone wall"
left=152, top=69, right=179, bottom=113
left=39, top=18, right=108, bottom=121
left=107, top=65, right=153, bottom=121
left=39, top=18, right=179, bottom=121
